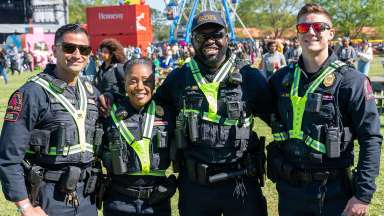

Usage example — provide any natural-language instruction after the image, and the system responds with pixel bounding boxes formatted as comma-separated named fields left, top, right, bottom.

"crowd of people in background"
left=0, top=36, right=381, bottom=86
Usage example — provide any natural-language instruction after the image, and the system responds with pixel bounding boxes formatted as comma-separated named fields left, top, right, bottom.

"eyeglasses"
left=57, top=42, right=92, bottom=56
left=193, top=31, right=226, bottom=42
left=296, top=22, right=331, bottom=33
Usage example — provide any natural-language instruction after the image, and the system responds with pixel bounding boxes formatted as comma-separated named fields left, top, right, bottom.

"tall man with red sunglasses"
left=0, top=24, right=101, bottom=216
left=267, top=3, right=381, bottom=216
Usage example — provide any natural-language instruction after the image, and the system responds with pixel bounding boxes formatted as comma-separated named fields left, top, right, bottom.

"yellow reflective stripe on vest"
left=188, top=54, right=236, bottom=114
left=128, top=169, right=167, bottom=176
left=111, top=101, right=160, bottom=175
left=30, top=76, right=91, bottom=154
left=111, top=104, right=136, bottom=144
left=304, top=136, right=326, bottom=153
left=288, top=60, right=345, bottom=153
left=183, top=108, right=252, bottom=127
left=26, top=143, right=94, bottom=156
left=272, top=132, right=289, bottom=141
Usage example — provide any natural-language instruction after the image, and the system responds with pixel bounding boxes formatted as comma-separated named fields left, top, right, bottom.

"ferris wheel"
left=163, top=0, right=252, bottom=44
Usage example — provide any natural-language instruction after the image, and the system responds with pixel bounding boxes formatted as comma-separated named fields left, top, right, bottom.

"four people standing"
left=0, top=3, right=382, bottom=216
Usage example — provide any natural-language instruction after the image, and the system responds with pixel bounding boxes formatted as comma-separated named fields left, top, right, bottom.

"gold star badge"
left=323, top=73, right=335, bottom=87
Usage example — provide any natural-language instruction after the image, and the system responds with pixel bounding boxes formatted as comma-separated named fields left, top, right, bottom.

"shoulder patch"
left=364, top=78, right=375, bottom=101
left=5, top=91, right=23, bottom=122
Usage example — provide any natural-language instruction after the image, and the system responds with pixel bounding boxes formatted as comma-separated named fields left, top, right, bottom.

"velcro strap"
left=111, top=184, right=154, bottom=199
left=43, top=167, right=89, bottom=182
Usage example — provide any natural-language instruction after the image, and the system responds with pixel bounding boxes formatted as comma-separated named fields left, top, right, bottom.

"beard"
left=196, top=44, right=228, bottom=69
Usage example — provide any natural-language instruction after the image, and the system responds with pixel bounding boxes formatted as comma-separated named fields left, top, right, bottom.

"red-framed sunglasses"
left=296, top=22, right=331, bottom=33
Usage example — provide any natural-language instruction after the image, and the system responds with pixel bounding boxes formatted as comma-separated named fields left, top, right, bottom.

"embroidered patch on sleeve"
left=4, top=91, right=23, bottom=122
left=364, top=78, right=375, bottom=101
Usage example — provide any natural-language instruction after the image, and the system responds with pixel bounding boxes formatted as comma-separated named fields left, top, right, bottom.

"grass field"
left=0, top=57, right=383, bottom=216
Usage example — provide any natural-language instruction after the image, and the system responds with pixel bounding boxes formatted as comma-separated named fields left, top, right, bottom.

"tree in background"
left=308, top=0, right=384, bottom=38
left=69, top=0, right=119, bottom=23
left=236, top=0, right=301, bottom=39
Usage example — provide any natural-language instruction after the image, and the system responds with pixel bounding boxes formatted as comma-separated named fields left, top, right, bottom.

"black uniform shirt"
left=0, top=65, right=100, bottom=202
left=269, top=51, right=382, bottom=203
left=95, top=62, right=125, bottom=96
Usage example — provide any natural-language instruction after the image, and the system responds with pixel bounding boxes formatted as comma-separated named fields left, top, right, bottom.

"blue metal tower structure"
left=166, top=0, right=239, bottom=44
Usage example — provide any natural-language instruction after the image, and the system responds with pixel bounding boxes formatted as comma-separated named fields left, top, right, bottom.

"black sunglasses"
left=193, top=31, right=226, bottom=42
left=57, top=42, right=92, bottom=56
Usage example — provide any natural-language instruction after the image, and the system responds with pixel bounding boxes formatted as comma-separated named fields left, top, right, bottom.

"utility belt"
left=22, top=161, right=100, bottom=207
left=184, top=151, right=265, bottom=186
left=27, top=124, right=104, bottom=157
left=287, top=168, right=348, bottom=187
left=111, top=185, right=154, bottom=199
left=109, top=175, right=177, bottom=205
left=266, top=142, right=351, bottom=187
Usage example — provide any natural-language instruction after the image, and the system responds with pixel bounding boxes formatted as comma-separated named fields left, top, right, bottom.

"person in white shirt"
left=357, top=40, right=373, bottom=76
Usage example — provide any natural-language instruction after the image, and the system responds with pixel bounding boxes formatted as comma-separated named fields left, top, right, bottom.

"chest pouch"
left=225, top=89, right=242, bottom=119
left=109, top=129, right=128, bottom=175
left=93, top=124, right=104, bottom=158
left=175, top=111, right=187, bottom=149
left=228, top=72, right=242, bottom=85
left=305, top=93, right=322, bottom=113
left=29, top=129, right=51, bottom=155
left=53, top=123, right=67, bottom=156
left=325, top=126, right=341, bottom=158
left=156, top=130, right=168, bottom=148
left=187, top=112, right=199, bottom=143
left=227, top=101, right=241, bottom=119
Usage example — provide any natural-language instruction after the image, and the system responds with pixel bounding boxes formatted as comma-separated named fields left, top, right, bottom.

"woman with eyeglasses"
left=268, top=3, right=381, bottom=216
left=100, top=58, right=176, bottom=216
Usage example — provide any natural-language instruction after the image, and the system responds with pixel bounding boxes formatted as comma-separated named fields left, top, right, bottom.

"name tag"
left=322, top=94, right=334, bottom=101
left=154, top=121, right=168, bottom=126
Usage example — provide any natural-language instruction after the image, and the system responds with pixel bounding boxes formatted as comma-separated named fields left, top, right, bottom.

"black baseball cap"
left=191, top=11, right=227, bottom=32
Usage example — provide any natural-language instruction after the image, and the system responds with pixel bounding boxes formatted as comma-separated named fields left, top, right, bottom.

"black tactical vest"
left=180, top=64, right=258, bottom=164
left=26, top=72, right=100, bottom=167
left=103, top=101, right=171, bottom=181
left=277, top=66, right=354, bottom=169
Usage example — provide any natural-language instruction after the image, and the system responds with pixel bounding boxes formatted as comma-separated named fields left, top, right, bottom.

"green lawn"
left=0, top=57, right=383, bottom=215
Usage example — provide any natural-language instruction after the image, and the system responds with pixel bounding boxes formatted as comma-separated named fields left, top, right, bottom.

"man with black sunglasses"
left=155, top=11, right=271, bottom=216
left=0, top=24, right=101, bottom=216
left=267, top=3, right=381, bottom=216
